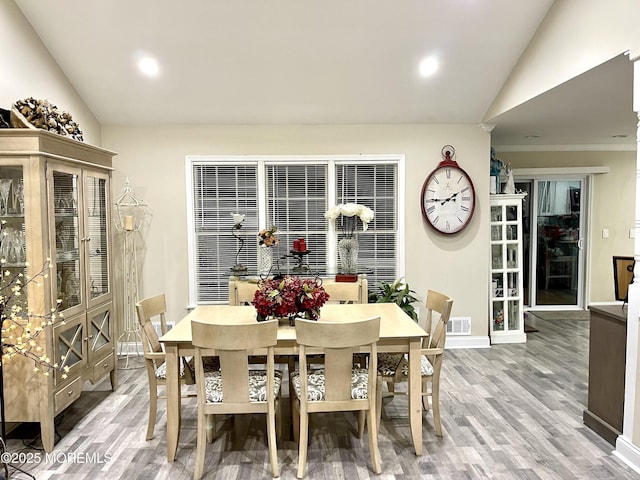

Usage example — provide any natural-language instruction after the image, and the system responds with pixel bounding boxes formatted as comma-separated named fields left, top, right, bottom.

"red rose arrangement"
left=253, top=275, right=330, bottom=323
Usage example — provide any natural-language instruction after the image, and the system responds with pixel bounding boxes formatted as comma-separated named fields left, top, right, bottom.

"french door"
left=516, top=176, right=587, bottom=309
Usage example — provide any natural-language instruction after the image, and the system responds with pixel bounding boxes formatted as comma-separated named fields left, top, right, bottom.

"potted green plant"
left=368, top=277, right=419, bottom=321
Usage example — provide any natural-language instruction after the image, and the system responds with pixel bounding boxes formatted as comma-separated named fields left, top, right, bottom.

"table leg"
left=408, top=338, right=422, bottom=455
left=165, top=345, right=181, bottom=461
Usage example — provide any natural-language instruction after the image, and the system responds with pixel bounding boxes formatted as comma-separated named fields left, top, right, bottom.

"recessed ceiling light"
left=418, top=56, right=439, bottom=77
left=138, top=56, right=160, bottom=77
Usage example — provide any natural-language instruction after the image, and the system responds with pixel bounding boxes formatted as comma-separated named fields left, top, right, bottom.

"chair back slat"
left=191, top=320, right=278, bottom=350
left=219, top=350, right=251, bottom=403
left=323, top=349, right=356, bottom=401
left=322, top=276, right=368, bottom=304
left=136, top=294, right=169, bottom=355
left=295, top=317, right=380, bottom=348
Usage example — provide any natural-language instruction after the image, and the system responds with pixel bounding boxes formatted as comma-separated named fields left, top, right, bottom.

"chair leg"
left=296, top=406, right=309, bottom=479
left=267, top=402, right=280, bottom=477
left=206, top=414, right=216, bottom=443
left=146, top=384, right=158, bottom=440
left=292, top=399, right=300, bottom=443
left=275, top=398, right=282, bottom=441
left=357, top=410, right=365, bottom=438
left=366, top=407, right=382, bottom=474
left=376, top=381, right=383, bottom=426
left=422, top=377, right=430, bottom=412
left=431, top=376, right=443, bottom=436
left=193, top=409, right=207, bottom=479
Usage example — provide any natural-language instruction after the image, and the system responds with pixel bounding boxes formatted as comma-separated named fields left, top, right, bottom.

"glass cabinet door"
left=54, top=315, right=86, bottom=383
left=0, top=166, right=26, bottom=267
left=85, top=172, right=110, bottom=303
left=52, top=170, right=82, bottom=311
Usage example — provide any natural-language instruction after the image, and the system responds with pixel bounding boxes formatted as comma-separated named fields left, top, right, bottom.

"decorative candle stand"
left=288, top=249, right=311, bottom=273
left=230, top=213, right=248, bottom=273
left=114, top=180, right=151, bottom=369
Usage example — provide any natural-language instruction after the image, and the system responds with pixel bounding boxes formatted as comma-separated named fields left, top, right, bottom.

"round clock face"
left=421, top=164, right=476, bottom=234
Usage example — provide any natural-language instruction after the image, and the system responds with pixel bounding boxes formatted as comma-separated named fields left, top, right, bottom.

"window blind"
left=187, top=156, right=401, bottom=304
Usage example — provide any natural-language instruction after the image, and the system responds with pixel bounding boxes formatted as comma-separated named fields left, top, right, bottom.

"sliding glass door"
left=516, top=177, right=586, bottom=309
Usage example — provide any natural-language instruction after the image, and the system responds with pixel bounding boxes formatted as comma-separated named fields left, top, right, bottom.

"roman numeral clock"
left=420, top=145, right=476, bottom=234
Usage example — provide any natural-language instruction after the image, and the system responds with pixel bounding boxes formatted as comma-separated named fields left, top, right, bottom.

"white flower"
left=324, top=203, right=374, bottom=232
left=230, top=213, right=245, bottom=226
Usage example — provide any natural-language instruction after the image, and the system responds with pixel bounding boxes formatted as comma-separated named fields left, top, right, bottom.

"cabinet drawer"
left=54, top=377, right=82, bottom=414
left=92, top=353, right=114, bottom=380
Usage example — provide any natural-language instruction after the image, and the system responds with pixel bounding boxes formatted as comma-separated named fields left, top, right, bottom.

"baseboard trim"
left=446, top=336, right=491, bottom=349
left=615, top=435, right=640, bottom=475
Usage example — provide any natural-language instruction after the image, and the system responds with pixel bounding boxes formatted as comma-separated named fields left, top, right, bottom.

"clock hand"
left=440, top=191, right=460, bottom=205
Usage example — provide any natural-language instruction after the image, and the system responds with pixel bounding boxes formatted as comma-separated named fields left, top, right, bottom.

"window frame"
left=186, top=154, right=405, bottom=306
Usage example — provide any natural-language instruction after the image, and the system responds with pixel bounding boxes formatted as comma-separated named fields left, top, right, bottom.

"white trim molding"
left=615, top=435, right=640, bottom=475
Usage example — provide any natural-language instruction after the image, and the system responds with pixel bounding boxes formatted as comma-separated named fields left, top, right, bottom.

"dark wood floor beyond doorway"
left=5, top=316, right=639, bottom=479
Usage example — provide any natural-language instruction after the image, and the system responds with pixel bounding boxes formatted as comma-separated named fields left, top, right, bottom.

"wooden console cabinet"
left=0, top=130, right=117, bottom=452
left=583, top=304, right=627, bottom=445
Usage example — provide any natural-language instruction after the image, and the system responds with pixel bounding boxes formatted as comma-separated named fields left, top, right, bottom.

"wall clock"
left=420, top=145, right=476, bottom=234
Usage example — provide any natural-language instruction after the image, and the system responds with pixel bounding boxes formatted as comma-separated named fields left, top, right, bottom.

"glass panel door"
left=52, top=170, right=82, bottom=311
left=534, top=179, right=584, bottom=307
left=85, top=173, right=110, bottom=302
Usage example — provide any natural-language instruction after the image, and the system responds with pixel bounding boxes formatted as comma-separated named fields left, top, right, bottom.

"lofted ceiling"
left=14, top=0, right=636, bottom=148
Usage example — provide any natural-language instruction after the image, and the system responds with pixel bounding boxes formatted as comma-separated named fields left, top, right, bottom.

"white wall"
left=485, top=0, right=640, bottom=121
left=103, top=124, right=491, bottom=338
left=0, top=1, right=101, bottom=145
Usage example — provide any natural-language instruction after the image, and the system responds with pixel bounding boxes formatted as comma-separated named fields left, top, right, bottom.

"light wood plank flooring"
left=5, top=314, right=639, bottom=479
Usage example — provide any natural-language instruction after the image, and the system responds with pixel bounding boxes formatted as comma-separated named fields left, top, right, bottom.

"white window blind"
left=186, top=155, right=402, bottom=305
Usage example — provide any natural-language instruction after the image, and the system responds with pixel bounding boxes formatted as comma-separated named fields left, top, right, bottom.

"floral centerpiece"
left=253, top=275, right=330, bottom=324
left=324, top=203, right=374, bottom=273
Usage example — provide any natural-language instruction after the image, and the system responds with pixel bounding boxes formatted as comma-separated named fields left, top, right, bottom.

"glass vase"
left=338, top=237, right=359, bottom=273
left=259, top=245, right=273, bottom=275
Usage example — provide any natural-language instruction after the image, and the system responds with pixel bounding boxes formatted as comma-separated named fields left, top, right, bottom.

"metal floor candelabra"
left=116, top=228, right=143, bottom=369
left=114, top=180, right=149, bottom=370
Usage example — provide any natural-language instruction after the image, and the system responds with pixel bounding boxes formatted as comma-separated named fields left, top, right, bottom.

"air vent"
left=446, top=317, right=471, bottom=336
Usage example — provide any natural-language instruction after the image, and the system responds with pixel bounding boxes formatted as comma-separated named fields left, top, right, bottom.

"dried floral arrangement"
left=12, top=97, right=84, bottom=142
left=258, top=226, right=279, bottom=247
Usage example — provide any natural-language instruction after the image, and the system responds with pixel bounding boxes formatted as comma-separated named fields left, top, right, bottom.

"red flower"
left=253, top=275, right=329, bottom=320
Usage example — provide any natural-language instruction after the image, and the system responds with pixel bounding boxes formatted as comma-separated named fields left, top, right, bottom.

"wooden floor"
left=5, top=315, right=640, bottom=479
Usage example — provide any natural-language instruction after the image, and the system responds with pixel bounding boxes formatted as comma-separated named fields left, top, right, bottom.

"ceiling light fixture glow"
left=419, top=56, right=439, bottom=77
left=138, top=56, right=160, bottom=77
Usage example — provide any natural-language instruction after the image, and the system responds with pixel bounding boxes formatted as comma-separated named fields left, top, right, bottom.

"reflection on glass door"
left=535, top=179, right=584, bottom=307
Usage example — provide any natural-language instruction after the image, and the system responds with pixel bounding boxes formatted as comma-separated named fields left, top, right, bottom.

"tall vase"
left=259, top=245, right=273, bottom=275
left=338, top=236, right=359, bottom=273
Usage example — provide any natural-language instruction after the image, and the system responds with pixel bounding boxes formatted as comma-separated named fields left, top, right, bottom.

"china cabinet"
left=489, top=193, right=526, bottom=344
left=0, top=129, right=116, bottom=452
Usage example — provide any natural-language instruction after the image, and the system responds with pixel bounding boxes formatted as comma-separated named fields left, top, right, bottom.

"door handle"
left=577, top=238, right=584, bottom=250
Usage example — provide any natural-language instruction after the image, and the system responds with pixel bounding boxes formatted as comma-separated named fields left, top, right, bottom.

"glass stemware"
left=0, top=178, right=12, bottom=216
left=13, top=179, right=24, bottom=214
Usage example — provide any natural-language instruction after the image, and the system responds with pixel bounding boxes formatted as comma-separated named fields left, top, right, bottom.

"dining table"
left=159, top=302, right=428, bottom=461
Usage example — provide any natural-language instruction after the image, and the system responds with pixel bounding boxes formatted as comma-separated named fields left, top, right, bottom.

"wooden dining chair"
left=136, top=293, right=196, bottom=441
left=321, top=275, right=368, bottom=304
left=376, top=289, right=453, bottom=436
left=228, top=279, right=260, bottom=305
left=191, top=319, right=282, bottom=479
left=291, top=316, right=382, bottom=478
